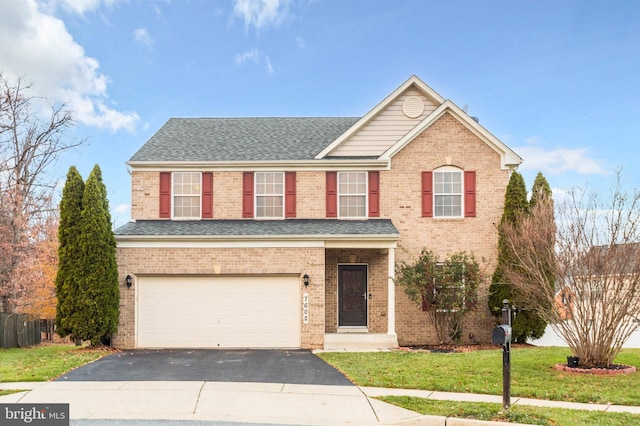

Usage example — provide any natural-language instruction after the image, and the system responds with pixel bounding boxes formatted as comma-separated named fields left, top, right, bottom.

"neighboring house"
left=555, top=285, right=574, bottom=321
left=554, top=243, right=640, bottom=323
left=113, top=76, right=522, bottom=350
left=539, top=243, right=640, bottom=348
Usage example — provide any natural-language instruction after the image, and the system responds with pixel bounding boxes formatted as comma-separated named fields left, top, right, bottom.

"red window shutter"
left=464, top=171, right=476, bottom=217
left=368, top=171, right=380, bottom=217
left=159, top=172, right=171, bottom=218
left=326, top=171, right=337, bottom=218
left=422, top=293, right=433, bottom=311
left=202, top=172, right=213, bottom=218
left=242, top=172, right=254, bottom=218
left=421, top=171, right=433, bottom=218
left=285, top=171, right=296, bottom=218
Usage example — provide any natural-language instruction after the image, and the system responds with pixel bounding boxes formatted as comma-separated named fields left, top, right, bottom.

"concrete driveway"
left=57, top=349, right=353, bottom=386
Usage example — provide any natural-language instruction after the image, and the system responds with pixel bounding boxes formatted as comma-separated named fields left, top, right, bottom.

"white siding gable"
left=327, top=88, right=437, bottom=157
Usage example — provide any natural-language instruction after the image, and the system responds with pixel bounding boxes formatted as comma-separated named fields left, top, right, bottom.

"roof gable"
left=380, top=100, right=522, bottom=169
left=315, top=75, right=521, bottom=169
left=315, top=75, right=445, bottom=159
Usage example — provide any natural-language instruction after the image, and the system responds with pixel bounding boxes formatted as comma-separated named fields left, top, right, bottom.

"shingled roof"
left=115, top=219, right=399, bottom=240
left=129, top=117, right=360, bottom=162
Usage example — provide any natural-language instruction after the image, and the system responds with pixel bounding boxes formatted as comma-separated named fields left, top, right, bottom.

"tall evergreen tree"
left=55, top=166, right=85, bottom=337
left=76, top=165, right=119, bottom=344
left=517, top=171, right=556, bottom=340
left=530, top=171, right=553, bottom=210
left=488, top=171, right=528, bottom=335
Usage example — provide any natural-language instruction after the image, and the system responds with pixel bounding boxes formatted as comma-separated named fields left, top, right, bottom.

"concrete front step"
left=323, top=333, right=398, bottom=351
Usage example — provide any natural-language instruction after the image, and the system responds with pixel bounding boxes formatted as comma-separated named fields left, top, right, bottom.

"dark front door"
left=338, top=265, right=368, bottom=327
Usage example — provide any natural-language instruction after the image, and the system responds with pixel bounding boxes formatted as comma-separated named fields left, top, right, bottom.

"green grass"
left=0, top=344, right=108, bottom=382
left=379, top=396, right=640, bottom=426
left=318, top=346, right=640, bottom=405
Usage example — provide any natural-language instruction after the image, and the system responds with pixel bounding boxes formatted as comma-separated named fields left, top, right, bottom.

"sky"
left=1, top=0, right=639, bottom=228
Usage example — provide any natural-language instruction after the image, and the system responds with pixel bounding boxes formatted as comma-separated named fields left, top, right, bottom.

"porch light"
left=125, top=275, right=133, bottom=288
left=303, top=274, right=310, bottom=287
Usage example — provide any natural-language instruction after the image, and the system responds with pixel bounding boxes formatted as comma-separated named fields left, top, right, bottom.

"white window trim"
left=171, top=171, right=202, bottom=220
left=433, top=166, right=464, bottom=219
left=434, top=262, right=466, bottom=313
left=254, top=171, right=285, bottom=219
left=337, top=171, right=368, bottom=219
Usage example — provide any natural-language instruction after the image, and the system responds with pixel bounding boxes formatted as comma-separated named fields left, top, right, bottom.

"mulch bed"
left=554, top=363, right=637, bottom=375
left=397, top=343, right=537, bottom=353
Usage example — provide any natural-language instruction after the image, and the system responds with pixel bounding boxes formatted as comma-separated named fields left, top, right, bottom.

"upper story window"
left=434, top=167, right=463, bottom=218
left=255, top=172, right=284, bottom=218
left=338, top=171, right=367, bottom=218
left=173, top=172, right=201, bottom=219
left=422, top=168, right=475, bottom=219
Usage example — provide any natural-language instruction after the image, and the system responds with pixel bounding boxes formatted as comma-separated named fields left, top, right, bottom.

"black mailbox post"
left=491, top=299, right=512, bottom=410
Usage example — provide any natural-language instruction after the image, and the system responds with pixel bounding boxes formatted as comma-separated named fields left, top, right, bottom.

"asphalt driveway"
left=57, top=349, right=353, bottom=386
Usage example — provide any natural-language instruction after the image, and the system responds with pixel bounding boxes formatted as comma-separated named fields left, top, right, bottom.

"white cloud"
left=515, top=145, right=609, bottom=176
left=233, top=0, right=291, bottom=31
left=0, top=0, right=139, bottom=132
left=111, top=203, right=131, bottom=228
left=235, top=48, right=274, bottom=74
left=265, top=57, right=274, bottom=74
left=114, top=203, right=130, bottom=213
left=45, top=0, right=120, bottom=16
left=235, top=49, right=260, bottom=64
left=133, top=27, right=153, bottom=48
left=549, top=187, right=570, bottom=203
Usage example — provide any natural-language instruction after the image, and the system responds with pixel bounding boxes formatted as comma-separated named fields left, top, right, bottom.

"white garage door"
left=137, top=275, right=300, bottom=348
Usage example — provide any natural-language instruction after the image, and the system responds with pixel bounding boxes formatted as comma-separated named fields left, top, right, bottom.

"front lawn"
left=318, top=346, right=640, bottom=405
left=379, top=396, right=640, bottom=426
left=0, top=344, right=108, bottom=382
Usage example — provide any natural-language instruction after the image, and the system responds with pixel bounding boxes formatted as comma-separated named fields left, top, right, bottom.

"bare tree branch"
left=0, top=73, right=85, bottom=313
left=501, top=172, right=640, bottom=367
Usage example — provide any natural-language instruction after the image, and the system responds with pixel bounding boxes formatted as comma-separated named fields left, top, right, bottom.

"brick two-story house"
left=113, top=75, right=522, bottom=350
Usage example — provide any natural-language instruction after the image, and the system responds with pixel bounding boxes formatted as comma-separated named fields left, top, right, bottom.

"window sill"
left=338, top=327, right=369, bottom=333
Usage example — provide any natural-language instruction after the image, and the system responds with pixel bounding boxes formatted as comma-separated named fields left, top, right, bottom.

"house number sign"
left=303, top=293, right=309, bottom=324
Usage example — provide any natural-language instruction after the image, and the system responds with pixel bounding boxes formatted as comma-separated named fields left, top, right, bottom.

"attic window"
left=402, top=96, right=424, bottom=118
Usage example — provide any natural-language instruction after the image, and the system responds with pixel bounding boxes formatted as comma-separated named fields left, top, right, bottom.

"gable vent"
left=402, top=96, right=424, bottom=118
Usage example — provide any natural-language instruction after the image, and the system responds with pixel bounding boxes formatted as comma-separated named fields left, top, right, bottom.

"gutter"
left=125, top=159, right=391, bottom=172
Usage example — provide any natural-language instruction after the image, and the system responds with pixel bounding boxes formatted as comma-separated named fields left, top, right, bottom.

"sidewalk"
left=1, top=381, right=639, bottom=425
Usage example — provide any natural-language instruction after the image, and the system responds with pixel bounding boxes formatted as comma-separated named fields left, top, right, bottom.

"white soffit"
left=116, top=235, right=398, bottom=249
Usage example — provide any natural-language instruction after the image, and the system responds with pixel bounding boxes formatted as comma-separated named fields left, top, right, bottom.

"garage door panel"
left=137, top=276, right=300, bottom=348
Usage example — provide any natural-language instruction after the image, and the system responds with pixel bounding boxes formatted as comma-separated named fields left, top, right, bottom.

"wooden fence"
left=0, top=313, right=42, bottom=348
